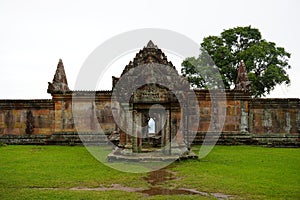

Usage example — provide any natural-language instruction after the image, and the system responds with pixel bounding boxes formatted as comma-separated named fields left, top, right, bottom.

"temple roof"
left=120, top=40, right=177, bottom=77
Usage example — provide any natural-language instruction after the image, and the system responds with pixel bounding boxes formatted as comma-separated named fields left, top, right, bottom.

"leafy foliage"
left=181, top=51, right=224, bottom=89
left=181, top=26, right=291, bottom=97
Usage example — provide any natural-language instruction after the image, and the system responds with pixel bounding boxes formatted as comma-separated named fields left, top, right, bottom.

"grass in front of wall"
left=170, top=145, right=300, bottom=199
left=0, top=145, right=299, bottom=199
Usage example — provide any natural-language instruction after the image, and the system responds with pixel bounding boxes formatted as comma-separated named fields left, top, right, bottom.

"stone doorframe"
left=132, top=105, right=171, bottom=153
left=118, top=102, right=180, bottom=154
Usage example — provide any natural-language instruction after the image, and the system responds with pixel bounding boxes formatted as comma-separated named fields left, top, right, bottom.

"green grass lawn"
left=0, top=145, right=299, bottom=199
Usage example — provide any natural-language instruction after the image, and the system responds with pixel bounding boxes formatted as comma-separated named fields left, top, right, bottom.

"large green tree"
left=181, top=26, right=291, bottom=97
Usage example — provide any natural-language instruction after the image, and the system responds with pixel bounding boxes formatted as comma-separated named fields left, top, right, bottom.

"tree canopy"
left=181, top=26, right=291, bottom=97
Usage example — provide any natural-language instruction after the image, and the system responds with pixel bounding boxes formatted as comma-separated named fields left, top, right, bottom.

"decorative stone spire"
left=120, top=40, right=176, bottom=76
left=146, top=40, right=158, bottom=49
left=235, top=60, right=251, bottom=92
left=47, top=59, right=70, bottom=94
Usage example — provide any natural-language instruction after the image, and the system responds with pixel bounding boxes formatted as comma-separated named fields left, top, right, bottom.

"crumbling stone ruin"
left=0, top=41, right=299, bottom=147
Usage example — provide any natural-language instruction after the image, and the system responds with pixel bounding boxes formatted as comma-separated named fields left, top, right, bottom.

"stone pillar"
left=240, top=100, right=249, bottom=133
left=136, top=112, right=142, bottom=152
left=284, top=112, right=291, bottom=133
left=240, top=108, right=248, bottom=133
left=125, top=107, right=133, bottom=146
left=132, top=110, right=142, bottom=153
left=263, top=109, right=272, bottom=133
left=161, top=112, right=166, bottom=148
left=119, top=107, right=126, bottom=146
left=89, top=102, right=95, bottom=131
left=165, top=109, right=171, bottom=154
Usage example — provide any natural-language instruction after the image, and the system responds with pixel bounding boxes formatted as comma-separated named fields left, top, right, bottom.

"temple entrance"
left=106, top=40, right=200, bottom=161
left=129, top=103, right=171, bottom=154
left=140, top=107, right=167, bottom=151
left=107, top=83, right=198, bottom=161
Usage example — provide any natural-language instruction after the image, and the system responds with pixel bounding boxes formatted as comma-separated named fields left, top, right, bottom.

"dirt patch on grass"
left=140, top=167, right=233, bottom=199
left=34, top=167, right=233, bottom=199
left=36, top=185, right=233, bottom=199
left=143, top=167, right=178, bottom=186
left=71, top=186, right=232, bottom=199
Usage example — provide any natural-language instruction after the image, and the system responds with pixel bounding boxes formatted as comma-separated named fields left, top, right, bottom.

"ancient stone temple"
left=0, top=40, right=299, bottom=150
left=107, top=41, right=199, bottom=160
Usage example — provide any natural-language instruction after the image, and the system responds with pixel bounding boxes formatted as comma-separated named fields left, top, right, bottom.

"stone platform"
left=107, top=147, right=198, bottom=162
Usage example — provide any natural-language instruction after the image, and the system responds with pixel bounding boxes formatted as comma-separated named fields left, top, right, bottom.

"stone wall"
left=0, top=92, right=116, bottom=136
left=195, top=90, right=250, bottom=133
left=249, top=99, right=299, bottom=134
left=192, top=91, right=299, bottom=145
left=0, top=100, right=54, bottom=135
left=51, top=91, right=116, bottom=134
left=0, top=91, right=299, bottom=146
left=248, top=99, right=299, bottom=145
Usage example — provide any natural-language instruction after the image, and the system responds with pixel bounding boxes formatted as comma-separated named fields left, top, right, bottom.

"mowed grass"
left=0, top=145, right=299, bottom=199
left=171, top=145, right=300, bottom=199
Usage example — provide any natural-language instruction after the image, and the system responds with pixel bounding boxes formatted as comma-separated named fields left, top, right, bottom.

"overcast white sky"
left=0, top=0, right=299, bottom=99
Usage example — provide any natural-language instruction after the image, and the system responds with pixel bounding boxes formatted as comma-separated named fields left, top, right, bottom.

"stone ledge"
left=0, top=132, right=299, bottom=147
left=0, top=99, right=54, bottom=109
